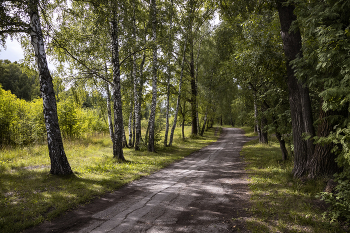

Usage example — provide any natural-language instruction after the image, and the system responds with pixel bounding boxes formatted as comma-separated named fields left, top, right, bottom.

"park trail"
left=25, top=128, right=255, bottom=233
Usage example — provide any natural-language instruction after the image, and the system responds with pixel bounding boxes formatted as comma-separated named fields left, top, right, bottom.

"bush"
left=319, top=125, right=350, bottom=223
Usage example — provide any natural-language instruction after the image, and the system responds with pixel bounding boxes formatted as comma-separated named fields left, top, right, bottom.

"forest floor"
left=24, top=128, right=254, bottom=233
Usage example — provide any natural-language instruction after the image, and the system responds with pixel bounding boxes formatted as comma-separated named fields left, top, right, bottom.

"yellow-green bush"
left=0, top=85, right=108, bottom=146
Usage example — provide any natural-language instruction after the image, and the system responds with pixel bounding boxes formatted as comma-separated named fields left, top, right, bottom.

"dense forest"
left=1, top=0, right=350, bottom=223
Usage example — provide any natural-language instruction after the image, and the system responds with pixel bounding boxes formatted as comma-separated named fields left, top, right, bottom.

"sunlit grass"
left=0, top=125, right=219, bottom=233
left=241, top=136, right=346, bottom=233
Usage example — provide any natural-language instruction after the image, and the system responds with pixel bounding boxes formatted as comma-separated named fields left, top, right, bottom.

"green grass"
left=241, top=136, right=347, bottom=233
left=0, top=126, right=219, bottom=233
left=241, top=126, right=258, bottom=137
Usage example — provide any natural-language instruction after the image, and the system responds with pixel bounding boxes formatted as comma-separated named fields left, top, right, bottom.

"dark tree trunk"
left=29, top=2, right=72, bottom=175
left=277, top=1, right=307, bottom=177
left=148, top=0, right=158, bottom=152
left=260, top=110, right=268, bottom=144
left=254, top=94, right=259, bottom=133
left=110, top=6, right=125, bottom=160
left=307, top=102, right=339, bottom=178
left=276, top=132, right=288, bottom=161
left=300, top=84, right=315, bottom=161
left=189, top=28, right=197, bottom=135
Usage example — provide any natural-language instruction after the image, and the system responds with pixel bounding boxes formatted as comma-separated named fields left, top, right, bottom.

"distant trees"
left=0, top=59, right=40, bottom=100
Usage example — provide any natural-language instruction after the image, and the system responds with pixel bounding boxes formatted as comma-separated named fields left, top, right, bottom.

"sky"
left=0, top=38, right=24, bottom=62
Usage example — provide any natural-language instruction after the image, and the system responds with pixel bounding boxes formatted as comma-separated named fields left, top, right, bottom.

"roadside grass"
left=0, top=126, right=219, bottom=233
left=241, top=126, right=258, bottom=137
left=241, top=136, right=346, bottom=233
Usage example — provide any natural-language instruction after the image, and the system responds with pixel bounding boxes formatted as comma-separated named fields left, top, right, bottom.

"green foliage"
left=293, top=0, right=350, bottom=223
left=0, top=85, right=45, bottom=145
left=0, top=60, right=40, bottom=101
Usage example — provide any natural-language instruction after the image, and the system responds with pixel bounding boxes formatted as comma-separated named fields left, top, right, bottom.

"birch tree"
left=0, top=0, right=72, bottom=175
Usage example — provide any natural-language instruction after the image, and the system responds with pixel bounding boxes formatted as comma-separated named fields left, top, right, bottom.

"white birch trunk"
left=164, top=0, right=174, bottom=147
left=148, top=0, right=158, bottom=152
left=29, top=1, right=72, bottom=175
left=110, top=5, right=125, bottom=160
left=168, top=36, right=188, bottom=146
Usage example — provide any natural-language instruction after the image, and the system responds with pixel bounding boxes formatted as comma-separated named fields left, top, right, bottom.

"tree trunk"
left=307, top=102, right=339, bottom=178
left=135, top=54, right=146, bottom=150
left=148, top=0, right=158, bottom=152
left=29, top=2, right=72, bottom=175
left=254, top=94, right=259, bottom=133
left=105, top=82, right=116, bottom=151
left=260, top=109, right=268, bottom=144
left=110, top=6, right=125, bottom=160
left=200, top=110, right=208, bottom=136
left=164, top=0, right=174, bottom=147
left=190, top=32, right=198, bottom=136
left=128, top=105, right=133, bottom=147
left=277, top=1, right=307, bottom=178
left=300, top=84, right=315, bottom=161
left=168, top=35, right=188, bottom=146
left=276, top=131, right=288, bottom=161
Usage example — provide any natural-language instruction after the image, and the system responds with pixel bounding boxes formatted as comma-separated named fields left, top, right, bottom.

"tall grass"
left=241, top=136, right=347, bottom=233
left=0, top=126, right=218, bottom=233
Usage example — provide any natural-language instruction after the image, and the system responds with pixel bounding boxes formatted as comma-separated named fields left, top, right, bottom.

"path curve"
left=25, top=128, right=254, bottom=233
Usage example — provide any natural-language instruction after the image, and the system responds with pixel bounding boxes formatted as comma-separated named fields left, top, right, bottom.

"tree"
left=148, top=0, right=158, bottom=152
left=0, top=0, right=73, bottom=175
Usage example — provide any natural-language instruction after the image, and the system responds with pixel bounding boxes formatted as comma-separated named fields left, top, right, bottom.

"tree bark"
left=254, top=94, right=259, bottom=133
left=277, top=1, right=307, bottom=178
left=105, top=82, right=116, bottom=152
left=148, top=0, right=158, bottom=152
left=200, top=109, right=208, bottom=136
left=164, top=0, right=174, bottom=147
left=260, top=106, right=268, bottom=144
left=307, top=102, right=339, bottom=178
left=29, top=1, right=72, bottom=175
left=110, top=5, right=125, bottom=160
left=300, top=84, right=315, bottom=161
left=190, top=30, right=197, bottom=135
left=128, top=103, right=133, bottom=147
left=168, top=36, right=188, bottom=146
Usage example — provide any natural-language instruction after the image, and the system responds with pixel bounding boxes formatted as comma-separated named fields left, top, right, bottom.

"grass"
left=240, top=133, right=347, bottom=233
left=0, top=125, right=219, bottom=233
left=240, top=126, right=258, bottom=137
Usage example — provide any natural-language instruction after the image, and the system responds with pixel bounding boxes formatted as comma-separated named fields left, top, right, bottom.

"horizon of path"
left=25, top=127, right=255, bottom=233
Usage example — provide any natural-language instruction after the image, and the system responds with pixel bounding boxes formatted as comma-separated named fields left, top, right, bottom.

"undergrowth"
left=0, top=126, right=219, bottom=233
left=241, top=136, right=347, bottom=233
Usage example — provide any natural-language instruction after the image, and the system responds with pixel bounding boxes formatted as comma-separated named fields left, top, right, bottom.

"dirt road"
left=26, top=128, right=254, bottom=233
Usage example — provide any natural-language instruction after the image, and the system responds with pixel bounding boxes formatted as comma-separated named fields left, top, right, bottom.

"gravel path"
left=25, top=128, right=254, bottom=233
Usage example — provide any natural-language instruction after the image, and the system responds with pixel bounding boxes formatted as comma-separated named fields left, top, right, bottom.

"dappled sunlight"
left=242, top=138, right=345, bottom=232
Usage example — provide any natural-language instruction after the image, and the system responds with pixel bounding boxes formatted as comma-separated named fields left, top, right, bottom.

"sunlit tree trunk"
left=110, top=5, right=125, bottom=160
left=164, top=0, right=174, bottom=147
left=169, top=36, right=187, bottom=146
left=29, top=1, right=72, bottom=175
left=105, top=81, right=116, bottom=152
left=148, top=0, right=158, bottom=152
